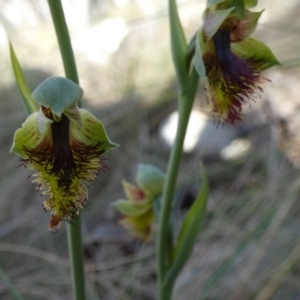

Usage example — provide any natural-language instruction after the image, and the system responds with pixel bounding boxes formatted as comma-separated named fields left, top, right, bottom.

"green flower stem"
left=47, top=1, right=85, bottom=299
left=47, top=0, right=79, bottom=87
left=233, top=0, right=245, bottom=19
left=154, top=197, right=174, bottom=266
left=67, top=217, right=86, bottom=300
left=157, top=68, right=199, bottom=300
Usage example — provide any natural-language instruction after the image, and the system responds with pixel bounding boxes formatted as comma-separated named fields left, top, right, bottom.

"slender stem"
left=47, top=0, right=79, bottom=85
left=67, top=217, right=86, bottom=300
left=47, top=1, right=85, bottom=299
left=157, top=69, right=199, bottom=300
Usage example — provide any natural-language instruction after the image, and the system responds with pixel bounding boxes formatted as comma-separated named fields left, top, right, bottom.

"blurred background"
left=1, top=0, right=300, bottom=299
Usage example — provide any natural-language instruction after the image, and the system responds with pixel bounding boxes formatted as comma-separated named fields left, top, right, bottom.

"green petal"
left=231, top=10, right=263, bottom=42
left=231, top=37, right=280, bottom=71
left=31, top=77, right=83, bottom=117
left=10, top=112, right=50, bottom=158
left=195, top=30, right=206, bottom=78
left=37, top=107, right=53, bottom=135
left=70, top=109, right=117, bottom=153
left=136, top=164, right=165, bottom=198
left=64, top=103, right=82, bottom=128
left=203, top=7, right=234, bottom=40
left=112, top=199, right=152, bottom=217
left=122, top=181, right=147, bottom=202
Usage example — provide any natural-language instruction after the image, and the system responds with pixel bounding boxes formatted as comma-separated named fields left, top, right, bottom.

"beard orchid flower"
left=195, top=0, right=280, bottom=123
left=11, top=77, right=117, bottom=231
left=113, top=164, right=165, bottom=241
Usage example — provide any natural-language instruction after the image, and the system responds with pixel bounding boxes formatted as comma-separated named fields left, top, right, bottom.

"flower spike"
left=11, top=77, right=117, bottom=231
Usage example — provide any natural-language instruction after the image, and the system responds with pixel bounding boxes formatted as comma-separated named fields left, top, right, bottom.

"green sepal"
left=135, top=164, right=165, bottom=198
left=164, top=166, right=209, bottom=286
left=37, top=107, right=53, bottom=135
left=9, top=41, right=37, bottom=114
left=64, top=104, right=81, bottom=128
left=195, top=30, right=206, bottom=78
left=112, top=199, right=152, bottom=217
left=203, top=7, right=234, bottom=40
left=122, top=181, right=147, bottom=202
left=10, top=112, right=48, bottom=158
left=31, top=77, right=83, bottom=117
left=230, top=10, right=263, bottom=42
left=70, top=108, right=117, bottom=153
left=231, top=37, right=281, bottom=71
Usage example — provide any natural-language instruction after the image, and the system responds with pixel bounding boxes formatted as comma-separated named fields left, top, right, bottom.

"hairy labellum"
left=205, top=29, right=262, bottom=123
left=11, top=106, right=116, bottom=231
left=20, top=114, right=106, bottom=229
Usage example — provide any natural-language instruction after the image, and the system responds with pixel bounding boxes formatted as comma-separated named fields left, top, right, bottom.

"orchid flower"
left=113, top=164, right=165, bottom=241
left=196, top=0, right=279, bottom=123
left=11, top=77, right=117, bottom=231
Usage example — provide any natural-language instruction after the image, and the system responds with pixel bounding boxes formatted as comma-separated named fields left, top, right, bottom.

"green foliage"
left=9, top=41, right=37, bottom=114
left=169, top=0, right=188, bottom=91
left=233, top=0, right=246, bottom=19
left=164, top=167, right=209, bottom=287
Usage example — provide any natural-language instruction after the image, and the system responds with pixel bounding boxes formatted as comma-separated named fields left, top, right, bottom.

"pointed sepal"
left=112, top=198, right=152, bottom=217
left=122, top=181, right=147, bottom=202
left=231, top=37, right=281, bottom=71
left=10, top=112, right=51, bottom=158
left=31, top=77, right=83, bottom=118
left=231, top=10, right=263, bottom=42
left=70, top=108, right=118, bottom=153
left=203, top=7, right=234, bottom=40
left=135, top=164, right=165, bottom=198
